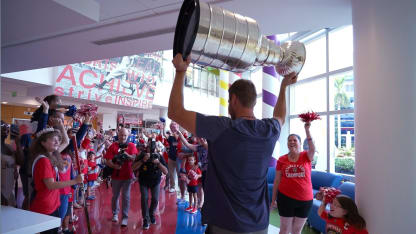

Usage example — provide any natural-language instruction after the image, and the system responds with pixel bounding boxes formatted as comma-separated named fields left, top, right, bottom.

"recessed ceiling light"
left=2, top=102, right=8, bottom=104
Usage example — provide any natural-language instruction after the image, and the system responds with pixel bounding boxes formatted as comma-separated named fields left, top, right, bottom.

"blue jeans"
left=58, top=194, right=69, bottom=220
left=139, top=183, right=160, bottom=222
left=111, top=179, right=132, bottom=219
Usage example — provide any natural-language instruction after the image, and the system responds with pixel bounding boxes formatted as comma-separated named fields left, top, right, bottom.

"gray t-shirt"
left=196, top=113, right=281, bottom=232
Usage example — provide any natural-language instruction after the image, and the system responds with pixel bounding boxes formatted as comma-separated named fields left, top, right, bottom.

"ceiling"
left=1, top=0, right=351, bottom=74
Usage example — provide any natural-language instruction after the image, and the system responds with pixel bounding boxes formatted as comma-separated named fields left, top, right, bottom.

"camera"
left=112, top=144, right=129, bottom=166
left=148, top=139, right=156, bottom=154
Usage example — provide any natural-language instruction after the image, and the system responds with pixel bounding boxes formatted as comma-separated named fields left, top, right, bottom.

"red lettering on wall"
left=79, top=70, right=98, bottom=89
left=56, top=65, right=76, bottom=85
left=105, top=96, right=112, bottom=103
left=54, top=87, right=64, bottom=96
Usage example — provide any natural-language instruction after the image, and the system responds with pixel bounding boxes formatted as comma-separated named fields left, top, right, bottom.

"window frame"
left=287, top=26, right=355, bottom=178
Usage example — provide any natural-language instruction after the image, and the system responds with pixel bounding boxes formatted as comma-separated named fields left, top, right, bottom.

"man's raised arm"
left=273, top=72, right=298, bottom=126
left=168, top=54, right=198, bottom=135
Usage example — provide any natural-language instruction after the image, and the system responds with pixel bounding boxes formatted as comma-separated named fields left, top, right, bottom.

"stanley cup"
left=173, top=0, right=306, bottom=75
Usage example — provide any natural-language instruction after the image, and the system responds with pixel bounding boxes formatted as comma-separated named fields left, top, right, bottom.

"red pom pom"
left=298, top=111, right=321, bottom=123
left=323, top=187, right=341, bottom=203
left=74, top=104, right=98, bottom=122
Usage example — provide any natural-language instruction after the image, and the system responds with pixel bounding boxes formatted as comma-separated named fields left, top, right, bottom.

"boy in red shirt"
left=184, top=155, right=201, bottom=214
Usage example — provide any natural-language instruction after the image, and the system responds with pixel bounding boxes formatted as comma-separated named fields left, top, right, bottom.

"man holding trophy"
left=169, top=0, right=306, bottom=233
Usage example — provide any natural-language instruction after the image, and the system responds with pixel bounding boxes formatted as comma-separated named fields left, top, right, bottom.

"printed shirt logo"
left=285, top=164, right=306, bottom=178
left=326, top=223, right=343, bottom=234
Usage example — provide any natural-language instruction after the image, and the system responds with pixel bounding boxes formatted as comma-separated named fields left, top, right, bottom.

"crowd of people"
left=0, top=53, right=369, bottom=234
left=0, top=94, right=210, bottom=233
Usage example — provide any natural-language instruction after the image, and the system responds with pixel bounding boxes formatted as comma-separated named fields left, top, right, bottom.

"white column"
left=102, top=113, right=117, bottom=130
left=262, top=35, right=281, bottom=164
left=352, top=0, right=416, bottom=233
left=219, top=70, right=229, bottom=116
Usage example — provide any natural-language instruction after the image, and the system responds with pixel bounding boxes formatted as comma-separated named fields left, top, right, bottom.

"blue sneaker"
left=86, top=196, right=96, bottom=200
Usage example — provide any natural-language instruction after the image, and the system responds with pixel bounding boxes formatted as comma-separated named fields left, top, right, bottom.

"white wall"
left=2, top=67, right=54, bottom=86
left=102, top=112, right=117, bottom=130
left=352, top=0, right=416, bottom=233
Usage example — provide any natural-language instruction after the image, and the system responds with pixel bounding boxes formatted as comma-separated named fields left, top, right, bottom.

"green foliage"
left=337, top=147, right=355, bottom=157
left=334, top=76, right=350, bottom=110
left=335, top=157, right=355, bottom=174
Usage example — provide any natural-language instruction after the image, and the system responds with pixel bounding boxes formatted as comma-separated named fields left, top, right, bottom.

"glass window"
left=329, top=25, right=353, bottom=71
left=290, top=77, right=326, bottom=115
left=289, top=117, right=327, bottom=171
left=298, top=36, right=326, bottom=80
left=329, top=71, right=354, bottom=111
left=200, top=70, right=208, bottom=94
left=208, top=73, right=217, bottom=96
left=161, top=50, right=174, bottom=83
left=287, top=25, right=354, bottom=176
left=330, top=114, right=355, bottom=175
left=185, top=66, right=194, bottom=87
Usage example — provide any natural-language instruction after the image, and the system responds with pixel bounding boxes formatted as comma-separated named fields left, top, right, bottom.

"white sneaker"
left=168, top=188, right=176, bottom=193
left=112, top=214, right=118, bottom=222
left=121, top=217, right=128, bottom=227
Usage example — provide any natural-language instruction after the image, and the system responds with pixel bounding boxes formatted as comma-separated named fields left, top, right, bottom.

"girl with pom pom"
left=318, top=195, right=368, bottom=234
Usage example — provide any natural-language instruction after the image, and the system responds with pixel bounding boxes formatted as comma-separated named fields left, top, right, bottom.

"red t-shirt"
left=59, top=153, right=72, bottom=195
left=185, top=164, right=201, bottom=186
left=276, top=151, right=313, bottom=201
left=87, top=160, right=98, bottom=181
left=30, top=157, right=60, bottom=215
left=320, top=211, right=369, bottom=234
left=104, top=142, right=138, bottom=180
left=68, top=188, right=74, bottom=203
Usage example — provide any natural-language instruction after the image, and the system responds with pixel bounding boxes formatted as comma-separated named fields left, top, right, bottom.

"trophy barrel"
left=174, top=0, right=306, bottom=76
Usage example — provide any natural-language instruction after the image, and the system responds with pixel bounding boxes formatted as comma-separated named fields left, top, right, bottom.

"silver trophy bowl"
left=173, top=0, right=306, bottom=75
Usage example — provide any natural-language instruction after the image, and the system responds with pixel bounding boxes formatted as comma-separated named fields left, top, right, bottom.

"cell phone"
left=10, top=124, right=19, bottom=139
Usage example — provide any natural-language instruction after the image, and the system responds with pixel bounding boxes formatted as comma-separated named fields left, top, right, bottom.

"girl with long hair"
left=30, top=128, right=83, bottom=234
left=318, top=195, right=368, bottom=234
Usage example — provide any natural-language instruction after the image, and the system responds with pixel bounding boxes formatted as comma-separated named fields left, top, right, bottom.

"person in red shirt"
left=318, top=195, right=368, bottom=234
left=104, top=128, right=138, bottom=227
left=86, top=151, right=98, bottom=200
left=271, top=121, right=315, bottom=234
left=29, top=128, right=83, bottom=234
left=184, top=155, right=201, bottom=214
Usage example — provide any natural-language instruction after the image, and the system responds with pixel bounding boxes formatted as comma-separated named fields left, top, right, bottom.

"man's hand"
left=281, top=72, right=298, bottom=88
left=153, top=158, right=160, bottom=165
left=172, top=53, right=191, bottom=72
left=75, top=174, right=84, bottom=184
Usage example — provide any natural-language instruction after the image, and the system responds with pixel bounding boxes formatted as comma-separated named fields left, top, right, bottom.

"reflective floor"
left=72, top=181, right=206, bottom=234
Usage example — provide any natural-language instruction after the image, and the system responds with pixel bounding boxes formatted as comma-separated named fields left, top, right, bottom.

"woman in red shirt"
left=271, top=122, right=315, bottom=234
left=30, top=128, right=83, bottom=234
